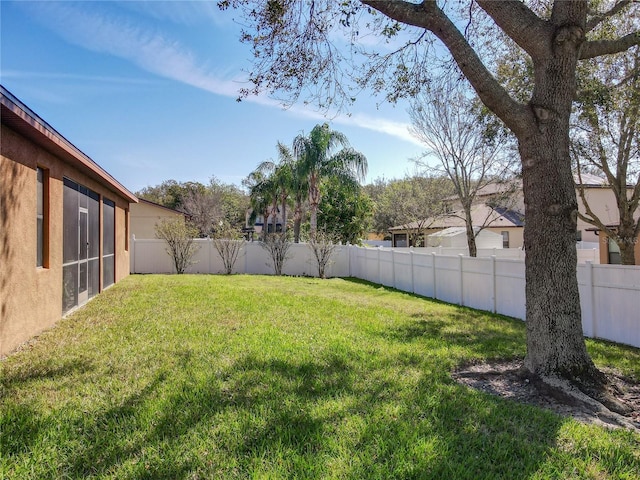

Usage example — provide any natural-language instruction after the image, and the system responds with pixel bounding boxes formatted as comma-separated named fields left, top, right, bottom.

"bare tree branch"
left=361, top=0, right=532, bottom=134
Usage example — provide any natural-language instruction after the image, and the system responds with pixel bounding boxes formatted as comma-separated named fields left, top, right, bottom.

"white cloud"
left=19, top=2, right=421, bottom=147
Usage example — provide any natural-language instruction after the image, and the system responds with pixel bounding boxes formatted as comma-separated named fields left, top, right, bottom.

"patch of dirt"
left=453, top=360, right=640, bottom=432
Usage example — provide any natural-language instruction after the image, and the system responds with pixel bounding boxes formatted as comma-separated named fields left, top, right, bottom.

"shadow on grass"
left=2, top=346, right=571, bottom=479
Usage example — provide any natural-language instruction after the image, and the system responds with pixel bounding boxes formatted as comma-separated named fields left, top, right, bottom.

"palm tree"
left=293, top=123, right=368, bottom=240
left=256, top=142, right=299, bottom=236
left=244, top=170, right=278, bottom=241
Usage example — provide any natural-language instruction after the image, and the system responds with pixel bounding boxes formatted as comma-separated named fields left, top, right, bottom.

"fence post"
left=491, top=255, right=497, bottom=313
left=458, top=254, right=464, bottom=306
left=432, top=252, right=437, bottom=300
left=585, top=261, right=597, bottom=339
left=377, top=247, right=382, bottom=285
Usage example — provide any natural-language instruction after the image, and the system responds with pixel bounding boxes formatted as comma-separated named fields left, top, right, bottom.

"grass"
left=1, top=274, right=639, bottom=479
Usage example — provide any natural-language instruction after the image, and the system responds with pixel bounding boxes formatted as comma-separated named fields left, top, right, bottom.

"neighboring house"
left=390, top=203, right=525, bottom=249
left=1, top=86, right=137, bottom=357
left=590, top=226, right=640, bottom=265
left=245, top=206, right=284, bottom=236
left=130, top=198, right=186, bottom=239
left=427, top=226, right=504, bottom=249
left=575, top=173, right=639, bottom=243
left=390, top=174, right=637, bottom=249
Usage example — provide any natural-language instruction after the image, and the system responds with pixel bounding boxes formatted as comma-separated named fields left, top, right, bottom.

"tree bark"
left=463, top=206, right=477, bottom=257
left=617, top=223, right=638, bottom=265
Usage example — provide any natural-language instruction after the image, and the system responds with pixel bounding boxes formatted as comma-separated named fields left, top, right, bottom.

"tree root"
left=453, top=360, right=640, bottom=432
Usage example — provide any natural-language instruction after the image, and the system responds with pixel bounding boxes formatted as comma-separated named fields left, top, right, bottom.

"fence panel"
left=578, top=264, right=640, bottom=347
left=391, top=250, right=414, bottom=293
left=494, top=259, right=526, bottom=320
left=431, top=255, right=461, bottom=305
left=412, top=252, right=436, bottom=298
left=461, top=256, right=494, bottom=312
left=378, top=249, right=395, bottom=287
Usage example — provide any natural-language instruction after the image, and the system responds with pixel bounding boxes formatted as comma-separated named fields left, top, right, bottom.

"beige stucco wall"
left=130, top=201, right=183, bottom=239
left=577, top=187, right=639, bottom=243
left=1, top=124, right=131, bottom=357
left=597, top=230, right=640, bottom=265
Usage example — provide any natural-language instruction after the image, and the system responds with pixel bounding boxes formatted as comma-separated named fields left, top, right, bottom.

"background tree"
left=409, top=78, right=518, bottom=256
left=293, top=123, right=368, bottom=239
left=573, top=45, right=640, bottom=264
left=219, top=0, right=640, bottom=404
left=155, top=218, right=199, bottom=274
left=137, top=177, right=249, bottom=234
left=208, top=177, right=250, bottom=230
left=369, top=174, right=454, bottom=246
left=317, top=176, right=373, bottom=244
left=253, top=142, right=299, bottom=236
left=244, top=170, right=278, bottom=241
left=181, top=185, right=221, bottom=237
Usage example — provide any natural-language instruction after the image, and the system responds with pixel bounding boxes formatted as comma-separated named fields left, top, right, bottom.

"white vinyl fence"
left=131, top=238, right=639, bottom=349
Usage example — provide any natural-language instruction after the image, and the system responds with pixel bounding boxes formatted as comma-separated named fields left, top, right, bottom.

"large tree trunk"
left=519, top=131, right=601, bottom=381
left=309, top=187, right=320, bottom=241
left=517, top=18, right=604, bottom=381
left=293, top=196, right=303, bottom=243
left=514, top=7, right=604, bottom=386
left=281, top=196, right=288, bottom=235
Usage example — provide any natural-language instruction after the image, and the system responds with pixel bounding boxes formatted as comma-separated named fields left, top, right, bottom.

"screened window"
left=63, top=178, right=100, bottom=313
left=103, top=198, right=115, bottom=288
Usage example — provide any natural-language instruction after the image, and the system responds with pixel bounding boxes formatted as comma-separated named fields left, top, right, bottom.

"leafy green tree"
left=573, top=43, right=640, bottom=264
left=317, top=176, right=372, bottom=244
left=244, top=170, right=279, bottom=241
left=219, top=0, right=640, bottom=401
left=137, top=180, right=205, bottom=210
left=137, top=177, right=249, bottom=235
left=293, top=123, right=367, bottom=239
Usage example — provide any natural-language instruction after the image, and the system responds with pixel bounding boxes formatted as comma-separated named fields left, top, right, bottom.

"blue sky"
left=1, top=1, right=425, bottom=193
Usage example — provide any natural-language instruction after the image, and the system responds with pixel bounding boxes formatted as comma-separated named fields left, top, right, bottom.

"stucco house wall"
left=1, top=87, right=137, bottom=357
left=577, top=187, right=639, bottom=243
left=130, top=198, right=185, bottom=239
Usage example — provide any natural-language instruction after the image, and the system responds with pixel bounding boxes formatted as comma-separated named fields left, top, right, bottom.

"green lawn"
left=1, top=275, right=639, bottom=479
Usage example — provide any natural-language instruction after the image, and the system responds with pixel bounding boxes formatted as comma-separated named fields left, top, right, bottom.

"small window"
left=501, top=231, right=509, bottom=249
left=575, top=230, right=582, bottom=242
left=394, top=233, right=408, bottom=247
left=36, top=167, right=49, bottom=267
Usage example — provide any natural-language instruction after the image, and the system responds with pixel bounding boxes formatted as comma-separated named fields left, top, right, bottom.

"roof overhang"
left=1, top=85, right=138, bottom=204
